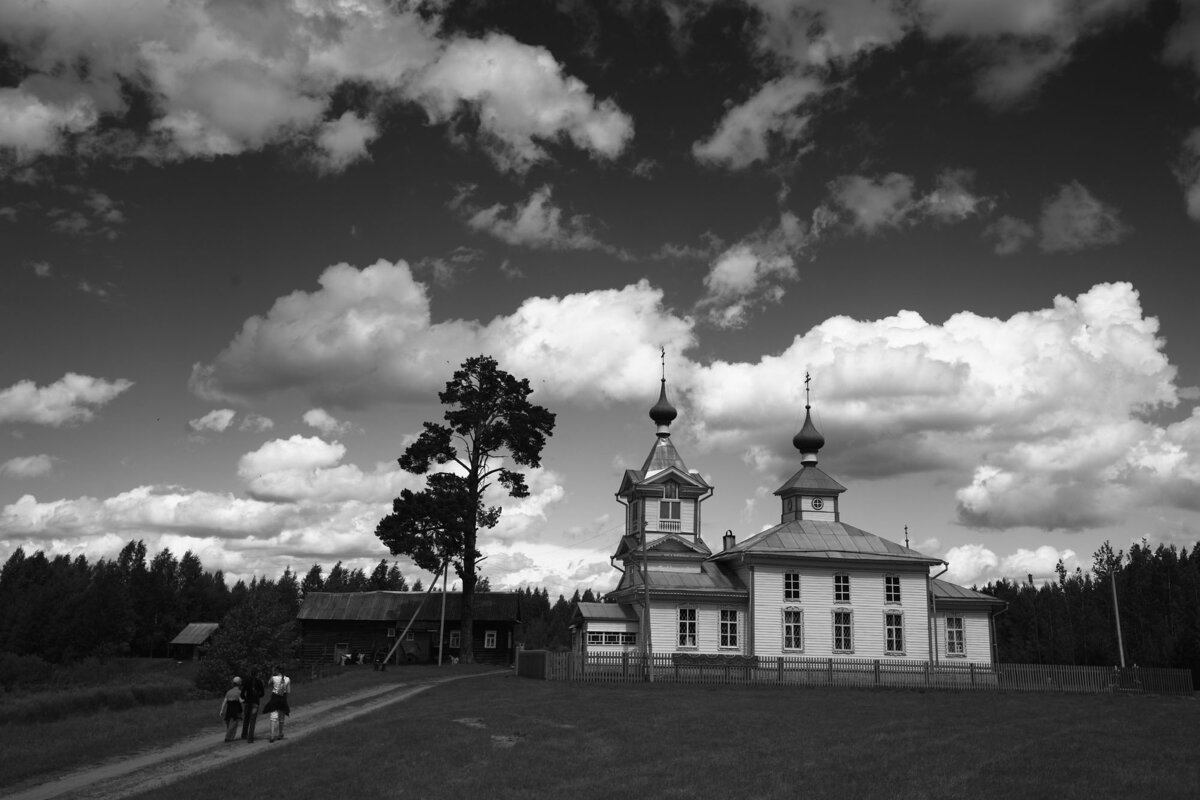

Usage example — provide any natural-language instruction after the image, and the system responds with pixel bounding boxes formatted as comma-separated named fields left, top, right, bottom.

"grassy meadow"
left=126, top=673, right=1198, bottom=800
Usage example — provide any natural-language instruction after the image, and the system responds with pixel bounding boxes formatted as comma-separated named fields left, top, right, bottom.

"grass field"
left=125, top=673, right=1199, bottom=800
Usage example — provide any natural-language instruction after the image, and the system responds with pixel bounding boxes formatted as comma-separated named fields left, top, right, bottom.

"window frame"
left=782, top=607, right=804, bottom=652
left=484, top=630, right=497, bottom=649
left=884, top=611, right=905, bottom=655
left=884, top=574, right=901, bottom=605
left=677, top=606, right=698, bottom=649
left=448, top=630, right=461, bottom=648
left=719, top=609, right=739, bottom=650
left=834, top=573, right=851, bottom=604
left=784, top=572, right=801, bottom=601
left=832, top=610, right=854, bottom=653
left=945, top=616, right=966, bottom=657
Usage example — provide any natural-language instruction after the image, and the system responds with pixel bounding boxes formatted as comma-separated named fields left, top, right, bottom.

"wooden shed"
left=297, top=591, right=522, bottom=667
left=168, top=622, right=219, bottom=661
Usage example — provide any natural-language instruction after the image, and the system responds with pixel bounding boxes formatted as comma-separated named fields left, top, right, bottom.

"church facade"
left=575, top=377, right=1004, bottom=665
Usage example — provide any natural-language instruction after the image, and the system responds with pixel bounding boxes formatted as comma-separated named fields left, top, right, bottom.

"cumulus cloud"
left=1, top=455, right=55, bottom=478
left=817, top=169, right=991, bottom=236
left=1039, top=181, right=1129, bottom=252
left=697, top=211, right=807, bottom=328
left=943, top=543, right=1079, bottom=586
left=685, top=282, right=1188, bottom=530
left=0, top=373, right=133, bottom=426
left=239, top=413, right=275, bottom=432
left=692, top=76, right=822, bottom=169
left=1175, top=128, right=1200, bottom=222
left=463, top=186, right=607, bottom=251
left=0, top=2, right=631, bottom=174
left=1163, top=0, right=1200, bottom=77
left=188, top=408, right=237, bottom=433
left=303, top=408, right=352, bottom=436
left=191, top=259, right=695, bottom=408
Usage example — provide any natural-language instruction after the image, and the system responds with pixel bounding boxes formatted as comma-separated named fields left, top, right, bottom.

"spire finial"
left=649, top=350, right=677, bottom=434
left=792, top=372, right=824, bottom=464
left=904, top=525, right=909, bottom=548
left=661, top=346, right=666, bottom=382
left=804, top=371, right=811, bottom=408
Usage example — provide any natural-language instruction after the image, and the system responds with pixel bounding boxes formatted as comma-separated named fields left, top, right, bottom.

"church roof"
left=931, top=579, right=1006, bottom=606
left=641, top=435, right=689, bottom=475
left=712, top=519, right=943, bottom=566
left=609, top=561, right=747, bottom=599
left=774, top=464, right=847, bottom=495
left=613, top=532, right=713, bottom=560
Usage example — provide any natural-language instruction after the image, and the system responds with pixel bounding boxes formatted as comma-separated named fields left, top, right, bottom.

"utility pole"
left=1111, top=568, right=1126, bottom=668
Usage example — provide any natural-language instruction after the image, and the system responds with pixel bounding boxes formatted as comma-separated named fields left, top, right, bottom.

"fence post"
left=827, top=658, right=834, bottom=686
left=969, top=663, right=975, bottom=687
left=874, top=659, right=880, bottom=686
left=778, top=657, right=784, bottom=684
left=924, top=661, right=930, bottom=687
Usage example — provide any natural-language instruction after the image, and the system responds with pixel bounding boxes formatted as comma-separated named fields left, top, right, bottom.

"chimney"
left=723, top=530, right=736, bottom=551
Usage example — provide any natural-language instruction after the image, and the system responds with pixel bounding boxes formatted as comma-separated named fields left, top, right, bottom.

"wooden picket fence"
left=515, top=650, right=1193, bottom=695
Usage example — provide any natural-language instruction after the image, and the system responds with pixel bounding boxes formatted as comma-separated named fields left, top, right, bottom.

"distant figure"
left=240, top=667, right=265, bottom=743
left=263, top=664, right=291, bottom=742
left=219, top=676, right=243, bottom=743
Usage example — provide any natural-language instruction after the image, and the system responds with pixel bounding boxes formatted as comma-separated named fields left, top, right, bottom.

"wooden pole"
left=438, top=561, right=449, bottom=666
left=1111, top=569, right=1126, bottom=668
left=381, top=562, right=445, bottom=665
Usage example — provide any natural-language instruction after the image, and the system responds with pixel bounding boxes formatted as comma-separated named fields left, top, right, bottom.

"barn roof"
left=296, top=591, right=521, bottom=623
left=170, top=622, right=219, bottom=646
left=712, top=519, right=943, bottom=566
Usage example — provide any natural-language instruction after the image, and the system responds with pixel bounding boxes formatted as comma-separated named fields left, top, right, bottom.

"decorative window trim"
left=448, top=630, right=461, bottom=649
left=719, top=609, right=739, bottom=650
left=586, top=631, right=638, bottom=646
left=663, top=481, right=679, bottom=499
left=884, top=611, right=905, bottom=656
left=677, top=606, right=698, bottom=649
left=784, top=571, right=801, bottom=601
left=782, top=607, right=804, bottom=652
left=884, top=574, right=902, bottom=605
left=834, top=573, right=851, bottom=604
left=484, top=630, right=497, bottom=649
left=945, top=616, right=966, bottom=657
left=832, top=610, right=854, bottom=653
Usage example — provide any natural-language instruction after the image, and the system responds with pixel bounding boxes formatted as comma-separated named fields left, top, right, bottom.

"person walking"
left=240, top=667, right=265, bottom=743
left=219, top=676, right=243, bottom=743
left=262, top=664, right=291, bottom=742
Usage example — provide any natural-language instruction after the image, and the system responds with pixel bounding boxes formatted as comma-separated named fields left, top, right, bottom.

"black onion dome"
left=649, top=379, right=678, bottom=427
left=792, top=407, right=825, bottom=453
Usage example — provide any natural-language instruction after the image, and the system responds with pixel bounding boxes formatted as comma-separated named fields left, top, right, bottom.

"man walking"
left=240, top=667, right=265, bottom=743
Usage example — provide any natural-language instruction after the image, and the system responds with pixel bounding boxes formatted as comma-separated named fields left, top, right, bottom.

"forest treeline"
left=2, top=538, right=1198, bottom=678
left=981, top=539, right=1200, bottom=678
left=0, top=539, right=591, bottom=666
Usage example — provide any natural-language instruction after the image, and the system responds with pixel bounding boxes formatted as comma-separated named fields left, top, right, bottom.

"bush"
left=0, top=652, right=52, bottom=692
left=0, top=680, right=200, bottom=724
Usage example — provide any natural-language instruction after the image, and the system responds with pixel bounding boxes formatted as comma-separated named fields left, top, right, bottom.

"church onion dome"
left=649, top=379, right=678, bottom=433
left=792, top=406, right=824, bottom=464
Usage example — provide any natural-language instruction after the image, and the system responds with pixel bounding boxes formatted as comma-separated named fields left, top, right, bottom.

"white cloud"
left=692, top=76, right=822, bottom=169
left=238, top=413, right=275, bottom=432
left=943, top=543, right=1079, bottom=587
left=0, top=373, right=133, bottom=426
left=191, top=259, right=695, bottom=408
left=697, top=211, right=806, bottom=328
left=1164, top=1, right=1200, bottom=77
left=464, top=186, right=605, bottom=251
left=0, top=454, right=55, bottom=478
left=1039, top=181, right=1129, bottom=252
left=818, top=169, right=990, bottom=236
left=985, top=215, right=1036, bottom=255
left=188, top=408, right=237, bottom=433
left=0, top=2, right=630, bottom=174
left=303, top=408, right=351, bottom=436
left=32, top=261, right=52, bottom=277
left=416, top=33, right=633, bottom=172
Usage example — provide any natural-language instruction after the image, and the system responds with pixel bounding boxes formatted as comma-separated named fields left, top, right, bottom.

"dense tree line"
left=519, top=587, right=597, bottom=651
left=982, top=540, right=1200, bottom=680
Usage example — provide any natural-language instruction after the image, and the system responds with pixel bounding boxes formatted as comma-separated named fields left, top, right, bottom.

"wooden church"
left=574, top=375, right=1003, bottom=665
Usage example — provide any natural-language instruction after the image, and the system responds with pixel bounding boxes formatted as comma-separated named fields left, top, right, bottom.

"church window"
left=885, top=575, right=901, bottom=604
left=885, top=613, right=904, bottom=655
left=719, top=609, right=738, bottom=649
left=782, top=608, right=803, bottom=651
left=834, top=573, right=850, bottom=603
left=660, top=482, right=680, bottom=523
left=677, top=607, right=697, bottom=648
left=946, top=616, right=965, bottom=656
left=833, top=611, right=853, bottom=653
left=784, top=572, right=801, bottom=601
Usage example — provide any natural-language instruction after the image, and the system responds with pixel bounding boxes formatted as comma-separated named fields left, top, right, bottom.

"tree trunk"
left=461, top=537, right=476, bottom=664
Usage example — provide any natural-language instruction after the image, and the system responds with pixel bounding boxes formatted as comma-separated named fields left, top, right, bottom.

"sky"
left=4, top=0, right=1200, bottom=599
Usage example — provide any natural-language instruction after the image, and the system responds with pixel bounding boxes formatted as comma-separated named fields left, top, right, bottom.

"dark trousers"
left=241, top=702, right=260, bottom=741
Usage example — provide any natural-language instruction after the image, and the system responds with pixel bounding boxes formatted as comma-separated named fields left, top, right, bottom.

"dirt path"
left=8, top=671, right=506, bottom=800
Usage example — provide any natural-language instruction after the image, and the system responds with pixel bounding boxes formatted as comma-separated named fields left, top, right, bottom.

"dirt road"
left=8, top=671, right=505, bottom=800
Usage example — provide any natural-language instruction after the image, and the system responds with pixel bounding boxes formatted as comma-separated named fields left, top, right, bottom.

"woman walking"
left=262, top=665, right=291, bottom=742
left=219, top=676, right=243, bottom=743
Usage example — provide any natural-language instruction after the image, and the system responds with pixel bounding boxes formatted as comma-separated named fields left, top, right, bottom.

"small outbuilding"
left=169, top=622, right=220, bottom=661
left=297, top=591, right=522, bottom=667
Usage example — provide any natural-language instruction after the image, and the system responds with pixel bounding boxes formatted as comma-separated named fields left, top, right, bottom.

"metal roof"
left=931, top=579, right=1006, bottom=605
left=614, top=561, right=747, bottom=595
left=575, top=602, right=639, bottom=622
left=297, top=591, right=521, bottom=622
left=641, top=435, right=689, bottom=475
left=714, top=519, right=944, bottom=566
left=774, top=465, right=847, bottom=495
left=170, top=622, right=219, bottom=646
